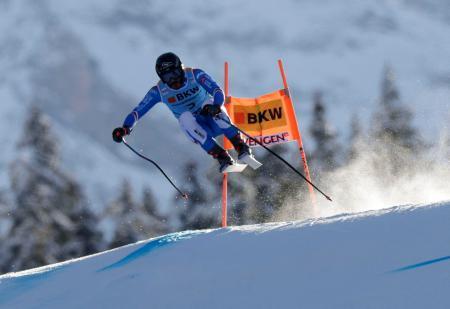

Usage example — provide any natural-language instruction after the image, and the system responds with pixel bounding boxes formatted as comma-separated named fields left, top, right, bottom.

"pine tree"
left=141, top=186, right=170, bottom=236
left=203, top=142, right=308, bottom=226
left=368, top=65, right=424, bottom=178
left=243, top=144, right=305, bottom=224
left=105, top=180, right=166, bottom=249
left=372, top=65, right=422, bottom=151
left=0, top=190, right=12, bottom=239
left=309, top=91, right=341, bottom=172
left=176, top=161, right=218, bottom=230
left=62, top=182, right=103, bottom=257
left=106, top=180, right=144, bottom=248
left=18, top=106, right=59, bottom=169
left=347, top=113, right=364, bottom=161
left=206, top=163, right=256, bottom=226
left=2, top=107, right=101, bottom=273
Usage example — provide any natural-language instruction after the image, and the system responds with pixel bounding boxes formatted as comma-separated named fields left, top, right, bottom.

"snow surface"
left=1, top=201, right=450, bottom=308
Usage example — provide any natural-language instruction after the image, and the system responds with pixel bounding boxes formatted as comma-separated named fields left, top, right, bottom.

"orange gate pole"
left=277, top=59, right=317, bottom=207
left=221, top=61, right=230, bottom=227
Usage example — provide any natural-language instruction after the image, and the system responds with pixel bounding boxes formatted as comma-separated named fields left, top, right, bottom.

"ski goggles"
left=160, top=68, right=184, bottom=84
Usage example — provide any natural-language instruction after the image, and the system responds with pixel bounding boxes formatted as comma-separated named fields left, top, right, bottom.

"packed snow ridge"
left=1, top=201, right=450, bottom=309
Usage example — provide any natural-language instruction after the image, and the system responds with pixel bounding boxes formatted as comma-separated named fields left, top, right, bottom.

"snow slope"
left=1, top=201, right=450, bottom=308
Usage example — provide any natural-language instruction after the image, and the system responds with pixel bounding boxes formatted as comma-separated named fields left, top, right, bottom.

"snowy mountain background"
left=1, top=0, right=449, bottom=212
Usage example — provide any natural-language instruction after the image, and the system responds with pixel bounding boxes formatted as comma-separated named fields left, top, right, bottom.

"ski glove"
left=112, top=127, right=130, bottom=143
left=200, top=104, right=222, bottom=117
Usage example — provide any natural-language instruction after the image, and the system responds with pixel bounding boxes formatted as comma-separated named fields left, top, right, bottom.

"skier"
left=112, top=52, right=260, bottom=173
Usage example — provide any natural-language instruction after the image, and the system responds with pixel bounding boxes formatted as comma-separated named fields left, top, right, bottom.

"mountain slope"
left=1, top=201, right=449, bottom=308
left=51, top=0, right=450, bottom=139
left=0, top=0, right=190, bottom=210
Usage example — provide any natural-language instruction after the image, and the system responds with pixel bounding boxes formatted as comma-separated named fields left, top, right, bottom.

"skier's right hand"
left=112, top=127, right=130, bottom=143
left=201, top=104, right=222, bottom=117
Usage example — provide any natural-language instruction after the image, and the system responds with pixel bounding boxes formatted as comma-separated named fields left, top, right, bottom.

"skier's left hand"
left=112, top=127, right=130, bottom=143
left=201, top=104, right=221, bottom=117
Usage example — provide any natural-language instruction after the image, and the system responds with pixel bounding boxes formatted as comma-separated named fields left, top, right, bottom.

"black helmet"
left=155, top=52, right=185, bottom=88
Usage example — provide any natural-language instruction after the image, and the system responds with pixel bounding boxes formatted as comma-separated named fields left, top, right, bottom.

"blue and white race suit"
left=123, top=67, right=238, bottom=152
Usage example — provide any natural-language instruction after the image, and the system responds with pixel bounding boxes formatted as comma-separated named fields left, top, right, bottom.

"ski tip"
left=221, top=163, right=248, bottom=173
left=238, top=154, right=262, bottom=170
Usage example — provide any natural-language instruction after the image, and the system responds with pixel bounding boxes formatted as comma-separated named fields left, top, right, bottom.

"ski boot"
left=229, top=134, right=262, bottom=170
left=208, top=144, right=247, bottom=173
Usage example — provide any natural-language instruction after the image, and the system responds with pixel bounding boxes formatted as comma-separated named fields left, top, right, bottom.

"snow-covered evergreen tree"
left=105, top=179, right=138, bottom=248
left=204, top=144, right=306, bottom=225
left=105, top=180, right=166, bottom=248
left=1, top=107, right=101, bottom=274
left=176, top=161, right=218, bottom=230
left=226, top=174, right=257, bottom=226
left=202, top=156, right=256, bottom=226
left=347, top=113, right=364, bottom=161
left=372, top=65, right=422, bottom=151
left=0, top=190, right=12, bottom=239
left=309, top=91, right=341, bottom=171
left=243, top=145, right=305, bottom=223
left=141, top=186, right=170, bottom=236
left=64, top=182, right=103, bottom=256
left=368, top=65, right=424, bottom=177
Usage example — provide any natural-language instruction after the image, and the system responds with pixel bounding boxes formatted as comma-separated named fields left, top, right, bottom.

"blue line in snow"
left=98, top=231, right=203, bottom=272
left=391, top=255, right=450, bottom=273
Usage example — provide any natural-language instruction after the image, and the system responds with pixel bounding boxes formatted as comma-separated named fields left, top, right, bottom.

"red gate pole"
left=222, top=62, right=230, bottom=227
left=278, top=59, right=317, bottom=207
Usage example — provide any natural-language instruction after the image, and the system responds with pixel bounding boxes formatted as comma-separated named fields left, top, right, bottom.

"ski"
left=238, top=153, right=262, bottom=170
left=221, top=163, right=248, bottom=173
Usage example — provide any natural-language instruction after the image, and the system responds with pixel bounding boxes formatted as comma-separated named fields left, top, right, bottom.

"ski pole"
left=122, top=138, right=188, bottom=200
left=217, top=115, right=332, bottom=202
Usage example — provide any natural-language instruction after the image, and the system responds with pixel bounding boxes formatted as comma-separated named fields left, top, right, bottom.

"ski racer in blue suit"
left=112, top=52, right=252, bottom=172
